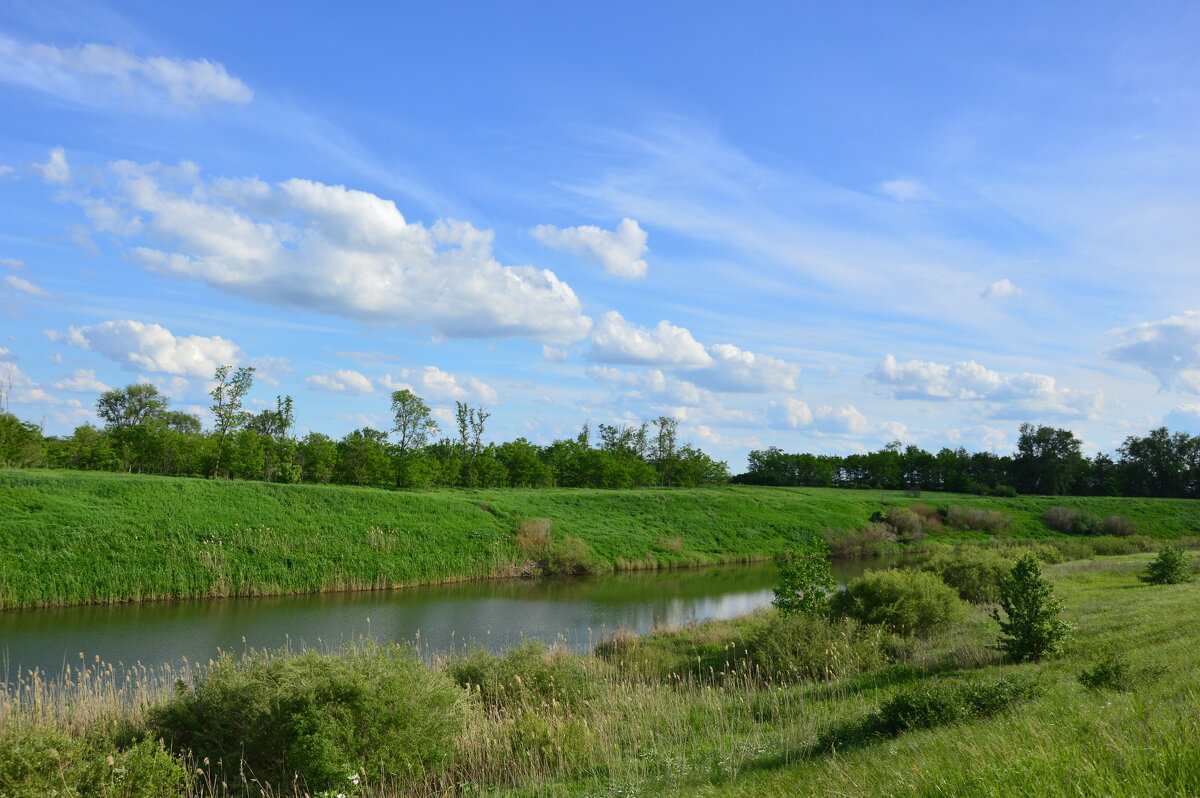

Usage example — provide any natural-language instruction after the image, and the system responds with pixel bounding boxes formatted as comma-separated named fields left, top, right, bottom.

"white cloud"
left=541, top=345, right=570, bottom=362
left=878, top=179, right=926, bottom=201
left=0, top=37, right=253, bottom=108
left=50, top=369, right=111, bottom=393
left=0, top=258, right=24, bottom=270
left=871, top=354, right=1103, bottom=419
left=587, top=365, right=710, bottom=406
left=982, top=278, right=1020, bottom=299
left=379, top=366, right=498, bottom=404
left=0, top=165, right=13, bottom=178
left=1108, top=310, right=1200, bottom=393
left=137, top=375, right=191, bottom=401
left=248, top=355, right=292, bottom=387
left=814, top=404, right=869, bottom=435
left=3, top=275, right=50, bottom=297
left=32, top=147, right=69, bottom=184
left=71, top=161, right=591, bottom=345
left=689, top=343, right=801, bottom=393
left=767, top=397, right=813, bottom=428
left=1164, top=404, right=1200, bottom=434
left=946, top=425, right=1009, bottom=451
left=46, top=319, right=244, bottom=378
left=531, top=217, right=649, bottom=279
left=586, top=311, right=711, bottom=366
left=306, top=369, right=375, bottom=394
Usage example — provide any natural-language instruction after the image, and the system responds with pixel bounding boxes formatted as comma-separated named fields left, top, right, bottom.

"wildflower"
left=349, top=773, right=360, bottom=785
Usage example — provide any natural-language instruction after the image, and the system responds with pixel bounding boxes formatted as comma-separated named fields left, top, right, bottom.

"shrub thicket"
left=831, top=569, right=967, bottom=637
left=148, top=645, right=463, bottom=792
left=993, top=554, right=1071, bottom=662
left=920, top=547, right=1014, bottom=603
left=772, top=537, right=836, bottom=615
left=1078, top=655, right=1134, bottom=692
left=945, top=506, right=1012, bottom=532
left=445, top=640, right=599, bottom=712
left=1141, top=546, right=1195, bottom=585
left=746, top=612, right=897, bottom=682
left=0, top=727, right=185, bottom=798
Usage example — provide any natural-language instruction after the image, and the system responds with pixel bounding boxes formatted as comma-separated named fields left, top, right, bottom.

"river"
left=0, top=559, right=897, bottom=681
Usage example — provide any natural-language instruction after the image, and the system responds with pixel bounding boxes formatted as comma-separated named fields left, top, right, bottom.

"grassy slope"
left=3, top=468, right=1200, bottom=609
left=502, top=555, right=1200, bottom=798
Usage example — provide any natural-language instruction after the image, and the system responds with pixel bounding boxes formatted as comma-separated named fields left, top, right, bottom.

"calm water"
left=0, top=559, right=895, bottom=680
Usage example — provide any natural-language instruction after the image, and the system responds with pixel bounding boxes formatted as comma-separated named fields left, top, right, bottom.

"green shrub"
left=1102, top=515, right=1138, bottom=536
left=946, top=506, right=1011, bottom=532
left=993, top=554, right=1072, bottom=662
left=1042, top=506, right=1103, bottom=535
left=445, top=640, right=599, bottom=711
left=920, top=547, right=1013, bottom=603
left=148, top=644, right=463, bottom=792
left=1141, top=546, right=1195, bottom=585
left=1078, top=655, right=1133, bottom=692
left=772, top=537, right=835, bottom=615
left=746, top=612, right=895, bottom=682
left=831, top=569, right=967, bottom=637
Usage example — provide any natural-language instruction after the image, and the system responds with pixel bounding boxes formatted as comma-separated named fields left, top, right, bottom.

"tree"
left=992, top=554, right=1071, bottom=662
left=1014, top=423, right=1085, bottom=495
left=391, top=390, right=438, bottom=486
left=95, top=384, right=169, bottom=429
left=210, top=365, right=255, bottom=477
left=772, top=536, right=835, bottom=615
left=1140, top=546, right=1194, bottom=585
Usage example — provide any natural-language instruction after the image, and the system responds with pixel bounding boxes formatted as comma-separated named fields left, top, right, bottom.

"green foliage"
left=772, top=536, right=836, bottom=614
left=945, top=505, right=1012, bottom=532
left=148, top=644, right=462, bottom=792
left=920, top=546, right=1014, bottom=603
left=831, top=568, right=968, bottom=636
left=445, top=640, right=599, bottom=711
left=1141, top=545, right=1195, bottom=585
left=993, top=554, right=1072, bottom=662
left=1078, top=655, right=1133, bottom=692
left=747, top=612, right=896, bottom=681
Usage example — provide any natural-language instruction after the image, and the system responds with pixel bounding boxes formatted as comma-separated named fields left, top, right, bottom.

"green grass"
left=4, top=468, right=1200, bottom=609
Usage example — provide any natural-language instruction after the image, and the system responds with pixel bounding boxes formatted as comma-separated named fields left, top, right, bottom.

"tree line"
left=0, top=365, right=729, bottom=489
left=734, top=422, right=1200, bottom=499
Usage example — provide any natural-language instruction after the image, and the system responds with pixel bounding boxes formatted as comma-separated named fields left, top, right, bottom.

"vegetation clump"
left=945, top=505, right=1012, bottom=532
left=772, top=537, right=836, bottom=615
left=148, top=644, right=463, bottom=792
left=830, top=569, right=967, bottom=637
left=1078, top=655, right=1134, bottom=692
left=747, top=612, right=897, bottom=682
left=445, top=640, right=599, bottom=711
left=992, top=554, right=1072, bottom=662
left=1140, top=546, right=1195, bottom=585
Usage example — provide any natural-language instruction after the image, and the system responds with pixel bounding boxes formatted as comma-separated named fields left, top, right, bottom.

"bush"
left=1102, top=515, right=1138, bottom=537
left=746, top=612, right=895, bottom=682
left=1042, top=506, right=1102, bottom=535
left=148, top=645, right=463, bottom=792
left=773, top=537, right=835, bottom=615
left=831, top=569, right=968, bottom=637
left=445, top=640, right=598, bottom=711
left=825, top=524, right=896, bottom=558
left=1078, top=655, right=1133, bottom=692
left=1141, top=546, right=1195, bottom=585
left=985, top=484, right=1019, bottom=498
left=885, top=507, right=926, bottom=542
left=920, top=547, right=1014, bottom=603
left=993, top=554, right=1071, bottom=662
left=516, top=519, right=602, bottom=575
left=946, top=506, right=1012, bottom=532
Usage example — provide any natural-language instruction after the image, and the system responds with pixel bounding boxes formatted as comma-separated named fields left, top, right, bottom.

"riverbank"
left=3, top=468, right=1199, bottom=609
left=1, top=552, right=1197, bottom=796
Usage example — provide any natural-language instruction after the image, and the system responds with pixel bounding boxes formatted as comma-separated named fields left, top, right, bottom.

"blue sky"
left=2, top=0, right=1199, bottom=468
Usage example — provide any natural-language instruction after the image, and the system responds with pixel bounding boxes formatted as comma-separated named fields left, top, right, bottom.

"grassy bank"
left=1, top=552, right=1198, bottom=796
left=3, top=468, right=1200, bottom=609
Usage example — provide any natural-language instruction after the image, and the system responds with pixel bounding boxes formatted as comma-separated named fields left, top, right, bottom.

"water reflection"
left=0, top=558, right=896, bottom=680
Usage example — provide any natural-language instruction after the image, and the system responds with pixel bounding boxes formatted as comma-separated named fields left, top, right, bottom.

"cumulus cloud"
left=248, top=355, right=292, bottom=387
left=871, top=354, right=1103, bottom=419
left=1108, top=310, right=1200, bottom=393
left=586, top=311, right=711, bottom=366
left=306, top=369, right=374, bottom=394
left=46, top=319, right=244, bottom=378
left=380, top=366, right=498, bottom=404
left=32, top=147, right=69, bottom=184
left=982, top=278, right=1020, bottom=299
left=689, top=343, right=801, bottom=393
left=766, top=397, right=868, bottom=435
left=3, top=275, right=50, bottom=297
left=50, top=369, right=111, bottom=393
left=0, top=36, right=253, bottom=108
left=541, top=345, right=570, bottom=362
left=767, top=397, right=813, bottom=428
left=587, top=366, right=711, bottom=407
left=531, top=217, right=649, bottom=279
left=68, top=160, right=591, bottom=345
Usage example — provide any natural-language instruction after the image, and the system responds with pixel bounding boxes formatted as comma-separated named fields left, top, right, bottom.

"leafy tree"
left=209, top=365, right=255, bottom=477
left=391, top=389, right=438, bottom=486
left=1014, top=423, right=1085, bottom=495
left=96, top=383, right=170, bottom=429
left=992, top=554, right=1071, bottom=662
left=0, top=414, right=45, bottom=467
left=1140, top=546, right=1194, bottom=585
left=772, top=536, right=835, bottom=615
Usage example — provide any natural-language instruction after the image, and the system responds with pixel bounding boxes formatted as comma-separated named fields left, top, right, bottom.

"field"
left=1, top=552, right=1198, bottom=796
left=3, top=468, right=1200, bottom=609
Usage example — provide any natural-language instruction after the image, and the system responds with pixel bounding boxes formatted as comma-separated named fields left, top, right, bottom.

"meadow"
left=3, top=468, right=1200, bottom=609
left=1, top=550, right=1197, bottom=796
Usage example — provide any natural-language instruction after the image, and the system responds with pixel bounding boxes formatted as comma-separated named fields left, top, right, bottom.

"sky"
left=1, top=0, right=1199, bottom=470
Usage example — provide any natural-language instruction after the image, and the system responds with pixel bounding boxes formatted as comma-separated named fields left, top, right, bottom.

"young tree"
left=210, top=365, right=255, bottom=477
left=772, top=536, right=836, bottom=615
left=391, top=389, right=438, bottom=486
left=1140, top=546, right=1195, bottom=585
left=993, top=554, right=1071, bottom=662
